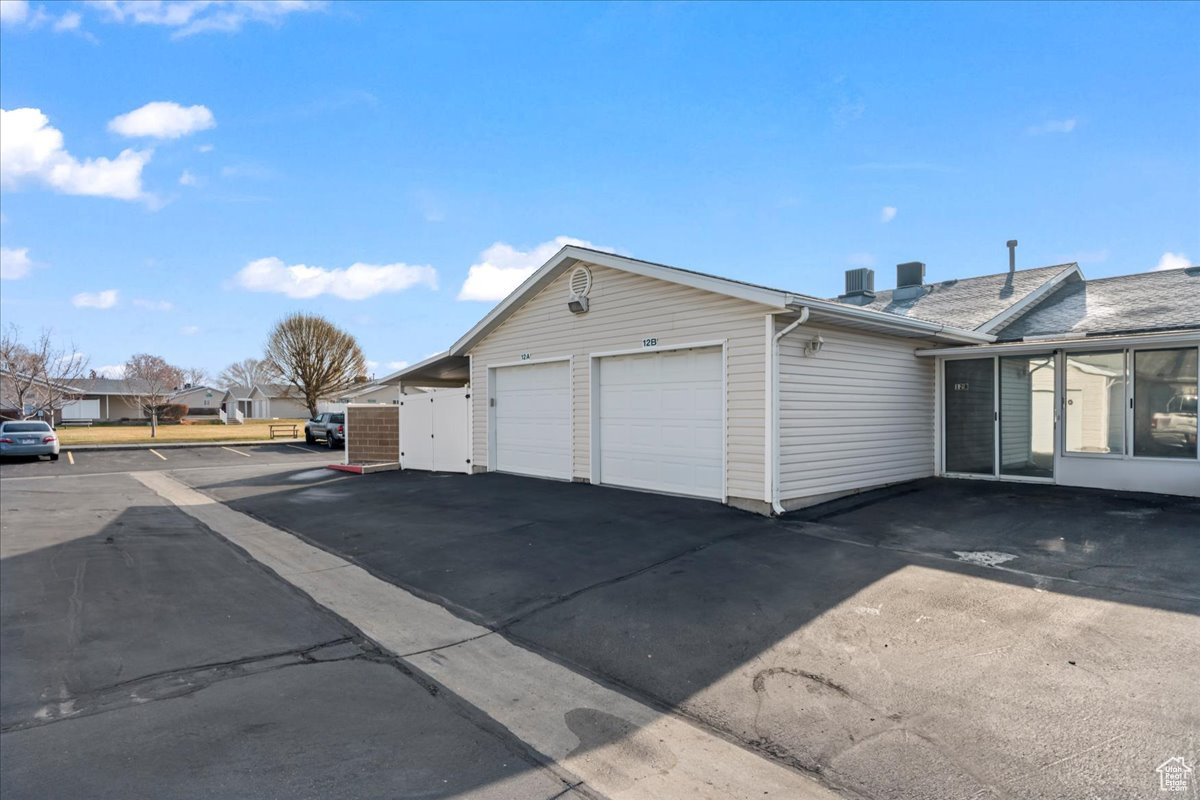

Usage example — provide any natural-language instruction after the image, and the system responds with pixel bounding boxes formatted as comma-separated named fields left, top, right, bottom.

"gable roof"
left=832, top=263, right=1082, bottom=332
left=450, top=245, right=994, bottom=354
left=996, top=266, right=1200, bottom=340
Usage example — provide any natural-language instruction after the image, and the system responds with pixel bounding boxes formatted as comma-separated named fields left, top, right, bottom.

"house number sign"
left=953, top=382, right=969, bottom=391
left=642, top=338, right=658, bottom=348
left=519, top=353, right=532, bottom=360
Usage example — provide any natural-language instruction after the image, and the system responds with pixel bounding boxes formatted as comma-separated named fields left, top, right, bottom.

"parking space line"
left=148, top=449, right=167, bottom=461
left=285, top=444, right=315, bottom=453
left=221, top=446, right=252, bottom=458
left=66, top=451, right=74, bottom=465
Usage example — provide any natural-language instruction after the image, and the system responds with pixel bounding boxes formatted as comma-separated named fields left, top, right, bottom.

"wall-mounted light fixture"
left=804, top=334, right=824, bottom=356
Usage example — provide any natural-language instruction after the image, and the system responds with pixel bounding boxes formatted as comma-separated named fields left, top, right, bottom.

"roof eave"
left=915, top=328, right=1200, bottom=357
left=788, top=297, right=996, bottom=344
left=451, top=246, right=793, bottom=355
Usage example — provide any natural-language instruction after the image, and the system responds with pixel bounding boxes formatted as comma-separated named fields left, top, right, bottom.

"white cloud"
left=1027, top=118, right=1077, bottom=135
left=457, top=236, right=615, bottom=302
left=0, top=246, right=34, bottom=280
left=54, top=10, right=81, bottom=31
left=1156, top=252, right=1192, bottom=271
left=0, top=0, right=29, bottom=25
left=95, top=363, right=125, bottom=378
left=847, top=252, right=876, bottom=268
left=133, top=298, right=173, bottom=311
left=880, top=206, right=897, bottom=223
left=72, top=289, right=119, bottom=309
left=196, top=143, right=214, bottom=153
left=233, top=256, right=438, bottom=300
left=180, top=324, right=201, bottom=335
left=109, top=101, right=215, bottom=139
left=388, top=360, right=409, bottom=370
left=93, top=0, right=327, bottom=38
left=179, top=169, right=197, bottom=186
left=1, top=107, right=150, bottom=201
left=1, top=2, right=91, bottom=36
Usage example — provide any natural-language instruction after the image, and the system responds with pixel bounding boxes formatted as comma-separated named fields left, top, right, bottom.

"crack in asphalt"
left=0, top=638, right=370, bottom=734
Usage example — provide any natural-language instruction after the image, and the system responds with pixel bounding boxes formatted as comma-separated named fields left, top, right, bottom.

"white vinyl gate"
left=400, top=388, right=471, bottom=473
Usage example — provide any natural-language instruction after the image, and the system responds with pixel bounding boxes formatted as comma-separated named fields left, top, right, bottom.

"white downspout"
left=770, top=307, right=810, bottom=515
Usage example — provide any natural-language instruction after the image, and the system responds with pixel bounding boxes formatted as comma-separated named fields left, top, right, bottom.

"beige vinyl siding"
left=469, top=263, right=772, bottom=501
left=267, top=398, right=310, bottom=419
left=778, top=322, right=935, bottom=500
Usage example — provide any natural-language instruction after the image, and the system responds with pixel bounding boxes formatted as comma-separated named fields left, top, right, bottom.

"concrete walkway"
left=132, top=470, right=840, bottom=800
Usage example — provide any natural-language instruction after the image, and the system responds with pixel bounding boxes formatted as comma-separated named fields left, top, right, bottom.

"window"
left=1064, top=351, right=1126, bottom=454
left=1133, top=348, right=1198, bottom=459
left=2, top=422, right=52, bottom=433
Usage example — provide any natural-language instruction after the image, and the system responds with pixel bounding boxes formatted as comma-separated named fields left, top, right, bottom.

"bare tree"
left=182, top=366, right=211, bottom=388
left=124, top=354, right=184, bottom=438
left=0, top=325, right=88, bottom=420
left=218, top=357, right=280, bottom=389
left=264, top=313, right=365, bottom=417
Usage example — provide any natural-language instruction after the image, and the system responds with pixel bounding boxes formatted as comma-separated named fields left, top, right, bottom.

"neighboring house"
left=220, top=386, right=258, bottom=420
left=340, top=380, right=404, bottom=405
left=57, top=378, right=153, bottom=422
left=383, top=244, right=1197, bottom=512
left=170, top=385, right=223, bottom=416
left=253, top=383, right=310, bottom=418
left=222, top=384, right=312, bottom=419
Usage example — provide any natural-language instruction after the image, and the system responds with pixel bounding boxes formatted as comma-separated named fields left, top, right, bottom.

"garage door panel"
left=493, top=362, right=571, bottom=480
left=598, top=347, right=723, bottom=499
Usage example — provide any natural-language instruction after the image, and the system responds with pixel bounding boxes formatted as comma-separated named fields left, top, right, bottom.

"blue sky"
left=1, top=1, right=1197, bottom=379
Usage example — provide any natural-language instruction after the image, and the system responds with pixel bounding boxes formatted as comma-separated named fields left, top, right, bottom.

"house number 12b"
left=642, top=338, right=658, bottom=348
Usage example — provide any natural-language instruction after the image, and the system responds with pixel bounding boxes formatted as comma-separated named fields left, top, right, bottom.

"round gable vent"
left=568, top=266, right=593, bottom=299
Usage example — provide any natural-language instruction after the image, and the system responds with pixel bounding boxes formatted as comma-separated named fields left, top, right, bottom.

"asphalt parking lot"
left=184, top=467, right=1200, bottom=800
left=0, top=441, right=331, bottom=478
left=0, top=450, right=579, bottom=800
left=4, top=449, right=1198, bottom=799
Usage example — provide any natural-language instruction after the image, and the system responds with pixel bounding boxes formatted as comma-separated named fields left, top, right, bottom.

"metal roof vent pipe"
left=838, top=267, right=875, bottom=305
left=1007, top=239, right=1018, bottom=272
left=892, top=261, right=927, bottom=300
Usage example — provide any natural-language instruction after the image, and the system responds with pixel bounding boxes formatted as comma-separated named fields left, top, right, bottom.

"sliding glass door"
left=999, top=355, right=1056, bottom=479
left=944, top=354, right=1056, bottom=480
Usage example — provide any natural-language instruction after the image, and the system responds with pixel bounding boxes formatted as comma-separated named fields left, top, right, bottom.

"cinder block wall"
left=347, top=405, right=399, bottom=464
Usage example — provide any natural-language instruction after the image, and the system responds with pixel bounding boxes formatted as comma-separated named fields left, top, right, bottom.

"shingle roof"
left=832, top=264, right=1077, bottom=331
left=996, top=266, right=1200, bottom=340
left=257, top=383, right=302, bottom=398
left=59, top=378, right=153, bottom=394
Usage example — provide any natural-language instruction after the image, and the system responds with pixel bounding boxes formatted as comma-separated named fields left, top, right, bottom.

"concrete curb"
left=327, top=462, right=400, bottom=475
left=64, top=439, right=314, bottom=452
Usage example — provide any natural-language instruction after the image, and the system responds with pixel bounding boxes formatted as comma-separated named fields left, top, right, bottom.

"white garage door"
left=493, top=361, right=571, bottom=480
left=597, top=347, right=723, bottom=499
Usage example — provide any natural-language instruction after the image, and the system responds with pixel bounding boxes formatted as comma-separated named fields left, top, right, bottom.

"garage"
left=595, top=346, right=724, bottom=499
left=491, top=360, right=571, bottom=480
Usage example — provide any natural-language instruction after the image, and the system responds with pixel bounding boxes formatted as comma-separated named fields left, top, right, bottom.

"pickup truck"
left=1151, top=393, right=1198, bottom=450
left=304, top=412, right=345, bottom=449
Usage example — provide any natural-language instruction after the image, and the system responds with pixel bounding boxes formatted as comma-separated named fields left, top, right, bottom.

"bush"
left=157, top=403, right=189, bottom=421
